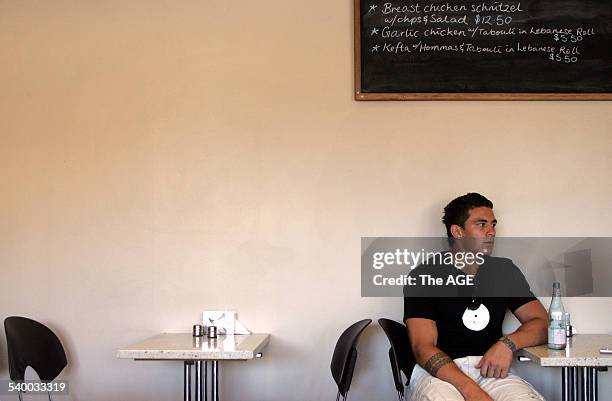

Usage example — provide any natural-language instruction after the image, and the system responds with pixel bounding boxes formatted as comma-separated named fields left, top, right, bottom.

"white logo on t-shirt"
left=462, top=303, right=490, bottom=331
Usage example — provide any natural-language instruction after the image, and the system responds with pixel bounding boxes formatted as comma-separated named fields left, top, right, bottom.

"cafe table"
left=117, top=332, right=270, bottom=401
left=518, top=334, right=611, bottom=401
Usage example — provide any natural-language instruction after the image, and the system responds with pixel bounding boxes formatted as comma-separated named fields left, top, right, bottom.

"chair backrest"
left=378, top=318, right=417, bottom=394
left=4, top=316, right=67, bottom=381
left=330, top=319, right=372, bottom=398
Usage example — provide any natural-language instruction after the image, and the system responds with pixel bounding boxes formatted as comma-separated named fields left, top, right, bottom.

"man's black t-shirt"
left=403, top=255, right=536, bottom=360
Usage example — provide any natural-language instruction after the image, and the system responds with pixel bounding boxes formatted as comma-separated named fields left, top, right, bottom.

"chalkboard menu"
left=355, top=0, right=612, bottom=99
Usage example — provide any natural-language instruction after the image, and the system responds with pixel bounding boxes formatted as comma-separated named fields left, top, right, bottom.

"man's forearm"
left=415, top=346, right=484, bottom=398
left=506, top=317, right=548, bottom=349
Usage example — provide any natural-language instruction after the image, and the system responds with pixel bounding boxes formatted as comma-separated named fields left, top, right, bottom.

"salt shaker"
left=207, top=325, right=218, bottom=338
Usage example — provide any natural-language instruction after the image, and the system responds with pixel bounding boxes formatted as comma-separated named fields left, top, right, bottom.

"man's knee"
left=480, top=374, right=545, bottom=401
left=412, top=375, right=465, bottom=401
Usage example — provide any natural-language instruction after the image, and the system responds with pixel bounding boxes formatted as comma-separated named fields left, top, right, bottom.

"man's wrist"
left=457, top=379, right=484, bottom=398
left=498, top=335, right=518, bottom=352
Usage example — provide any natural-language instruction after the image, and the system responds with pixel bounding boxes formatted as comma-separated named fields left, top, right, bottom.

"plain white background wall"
left=1, top=0, right=612, bottom=400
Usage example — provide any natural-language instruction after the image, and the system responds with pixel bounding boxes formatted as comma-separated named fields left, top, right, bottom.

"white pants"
left=408, top=356, right=546, bottom=401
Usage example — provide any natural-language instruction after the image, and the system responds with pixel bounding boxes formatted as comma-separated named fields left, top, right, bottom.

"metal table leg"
left=562, top=367, right=571, bottom=401
left=572, top=367, right=579, bottom=401
left=195, top=361, right=203, bottom=401
left=211, top=360, right=219, bottom=401
left=186, top=359, right=219, bottom=401
left=581, top=367, right=588, bottom=401
left=578, top=367, right=599, bottom=401
left=184, top=361, right=193, bottom=401
left=590, top=368, right=598, bottom=401
left=197, top=360, right=208, bottom=401
left=205, top=361, right=208, bottom=401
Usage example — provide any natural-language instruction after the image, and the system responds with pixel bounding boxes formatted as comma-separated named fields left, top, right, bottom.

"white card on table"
left=202, top=310, right=236, bottom=335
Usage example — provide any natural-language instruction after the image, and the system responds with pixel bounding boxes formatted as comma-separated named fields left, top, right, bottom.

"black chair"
left=378, top=318, right=417, bottom=401
left=4, top=316, right=68, bottom=401
left=330, top=319, right=372, bottom=401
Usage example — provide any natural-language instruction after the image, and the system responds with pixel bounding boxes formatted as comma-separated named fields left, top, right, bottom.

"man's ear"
left=450, top=224, right=464, bottom=238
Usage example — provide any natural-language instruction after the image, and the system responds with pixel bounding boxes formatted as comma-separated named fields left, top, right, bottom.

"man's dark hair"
left=442, top=193, right=493, bottom=237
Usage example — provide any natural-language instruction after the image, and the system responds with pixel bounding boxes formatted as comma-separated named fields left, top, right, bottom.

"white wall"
left=1, top=1, right=611, bottom=400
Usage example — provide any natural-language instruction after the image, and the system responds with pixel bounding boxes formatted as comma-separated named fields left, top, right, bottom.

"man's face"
left=452, top=206, right=497, bottom=254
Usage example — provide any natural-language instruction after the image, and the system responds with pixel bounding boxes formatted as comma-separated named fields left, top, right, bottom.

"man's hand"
left=475, top=341, right=513, bottom=378
left=474, top=300, right=547, bottom=380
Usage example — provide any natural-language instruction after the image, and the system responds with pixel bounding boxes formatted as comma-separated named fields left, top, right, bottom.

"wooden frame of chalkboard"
left=354, top=0, right=612, bottom=100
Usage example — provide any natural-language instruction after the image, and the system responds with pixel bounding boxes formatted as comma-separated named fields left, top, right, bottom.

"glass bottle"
left=548, top=282, right=567, bottom=350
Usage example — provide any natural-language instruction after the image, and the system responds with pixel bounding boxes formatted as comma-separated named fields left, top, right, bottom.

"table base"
left=184, top=361, right=220, bottom=401
left=562, top=367, right=606, bottom=401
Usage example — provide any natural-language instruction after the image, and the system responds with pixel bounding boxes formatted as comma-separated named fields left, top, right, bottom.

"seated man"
left=404, top=193, right=548, bottom=401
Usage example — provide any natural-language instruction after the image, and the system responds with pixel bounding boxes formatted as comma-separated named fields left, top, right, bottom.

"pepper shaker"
left=193, top=324, right=204, bottom=337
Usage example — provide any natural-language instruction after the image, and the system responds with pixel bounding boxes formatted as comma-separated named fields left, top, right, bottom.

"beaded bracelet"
left=499, top=336, right=518, bottom=352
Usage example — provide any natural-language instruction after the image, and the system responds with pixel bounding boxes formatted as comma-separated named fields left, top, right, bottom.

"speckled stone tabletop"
left=117, top=333, right=270, bottom=361
left=519, top=334, right=612, bottom=367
